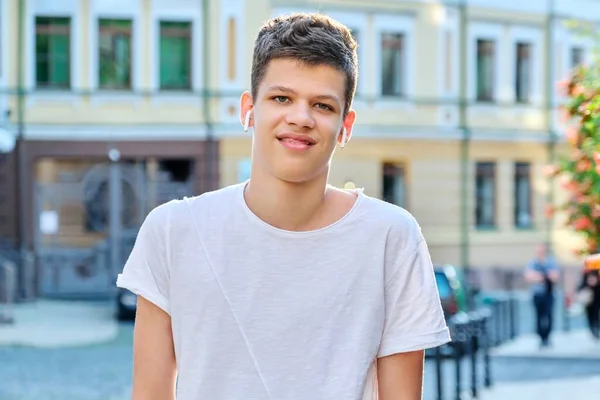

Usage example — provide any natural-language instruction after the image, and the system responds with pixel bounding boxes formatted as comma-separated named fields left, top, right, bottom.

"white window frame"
left=26, top=0, right=81, bottom=103
left=508, top=26, right=543, bottom=106
left=89, top=0, right=142, bottom=98
left=468, top=22, right=504, bottom=105
left=150, top=0, right=203, bottom=105
left=373, top=14, right=415, bottom=109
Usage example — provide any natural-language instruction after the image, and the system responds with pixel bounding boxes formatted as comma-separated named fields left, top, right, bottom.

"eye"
left=315, top=103, right=334, bottom=111
left=272, top=96, right=289, bottom=103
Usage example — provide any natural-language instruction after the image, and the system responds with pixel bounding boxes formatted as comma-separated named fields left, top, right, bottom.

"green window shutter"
left=50, top=34, right=70, bottom=87
left=159, top=21, right=191, bottom=90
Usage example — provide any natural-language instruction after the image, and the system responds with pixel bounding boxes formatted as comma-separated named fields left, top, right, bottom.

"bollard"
left=509, top=295, right=517, bottom=340
left=0, top=259, right=17, bottom=325
left=479, top=308, right=493, bottom=388
left=468, top=311, right=483, bottom=399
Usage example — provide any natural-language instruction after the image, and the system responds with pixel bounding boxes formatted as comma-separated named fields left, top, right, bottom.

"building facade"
left=0, top=0, right=598, bottom=297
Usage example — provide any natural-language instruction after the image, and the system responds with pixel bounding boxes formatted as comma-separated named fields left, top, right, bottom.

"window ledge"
left=372, top=96, right=414, bottom=110
left=474, top=226, right=498, bottom=232
left=515, top=225, right=536, bottom=231
left=27, top=90, right=80, bottom=107
left=152, top=91, right=203, bottom=105
left=90, top=90, right=143, bottom=107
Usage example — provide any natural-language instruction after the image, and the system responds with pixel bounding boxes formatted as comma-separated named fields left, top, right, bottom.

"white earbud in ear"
left=340, top=127, right=348, bottom=149
left=243, top=111, right=252, bottom=132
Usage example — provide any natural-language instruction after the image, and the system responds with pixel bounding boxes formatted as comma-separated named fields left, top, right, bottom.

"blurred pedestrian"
left=524, top=244, right=559, bottom=348
left=577, top=255, right=600, bottom=340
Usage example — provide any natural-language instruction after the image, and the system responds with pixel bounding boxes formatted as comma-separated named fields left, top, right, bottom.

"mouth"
left=276, top=133, right=316, bottom=151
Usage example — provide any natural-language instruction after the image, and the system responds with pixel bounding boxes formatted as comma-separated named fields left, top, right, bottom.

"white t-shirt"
left=116, top=182, right=451, bottom=400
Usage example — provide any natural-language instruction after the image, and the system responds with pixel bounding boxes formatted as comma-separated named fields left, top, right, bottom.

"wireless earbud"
left=340, top=127, right=348, bottom=149
left=243, top=111, right=252, bottom=132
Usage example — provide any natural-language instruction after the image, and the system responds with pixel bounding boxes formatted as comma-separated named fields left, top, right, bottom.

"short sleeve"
left=116, top=204, right=171, bottom=315
left=377, top=232, right=451, bottom=358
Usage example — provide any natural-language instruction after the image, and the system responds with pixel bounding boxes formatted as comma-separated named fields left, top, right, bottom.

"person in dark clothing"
left=577, top=269, right=600, bottom=340
left=525, top=244, right=559, bottom=348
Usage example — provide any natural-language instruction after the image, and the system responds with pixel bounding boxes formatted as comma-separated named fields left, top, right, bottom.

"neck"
left=244, top=170, right=330, bottom=232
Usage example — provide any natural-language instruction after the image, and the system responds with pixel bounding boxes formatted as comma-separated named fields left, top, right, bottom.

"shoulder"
left=143, top=183, right=243, bottom=232
left=356, top=192, right=425, bottom=262
left=359, top=193, right=422, bottom=242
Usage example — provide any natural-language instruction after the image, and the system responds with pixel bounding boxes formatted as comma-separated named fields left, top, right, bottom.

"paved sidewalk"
left=475, top=374, right=600, bottom=400
left=491, top=329, right=600, bottom=359
left=472, top=329, right=600, bottom=399
left=0, top=300, right=118, bottom=348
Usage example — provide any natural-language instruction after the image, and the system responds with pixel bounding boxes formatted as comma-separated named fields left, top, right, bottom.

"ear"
left=239, top=91, right=254, bottom=130
left=338, top=109, right=357, bottom=146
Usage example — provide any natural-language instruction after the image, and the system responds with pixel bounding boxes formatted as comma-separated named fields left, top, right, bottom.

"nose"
left=284, top=102, right=315, bottom=130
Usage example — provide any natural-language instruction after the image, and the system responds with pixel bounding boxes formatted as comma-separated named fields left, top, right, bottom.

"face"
left=536, top=245, right=547, bottom=259
left=240, top=58, right=356, bottom=184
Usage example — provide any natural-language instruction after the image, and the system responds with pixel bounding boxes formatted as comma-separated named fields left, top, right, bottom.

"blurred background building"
left=0, top=0, right=598, bottom=300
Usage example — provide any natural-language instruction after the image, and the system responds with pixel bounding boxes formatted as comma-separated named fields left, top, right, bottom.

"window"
left=382, top=162, right=406, bottom=209
left=98, top=19, right=132, bottom=89
left=159, top=21, right=192, bottom=90
left=515, top=42, right=531, bottom=103
left=475, top=162, right=496, bottom=228
left=476, top=39, right=495, bottom=102
left=571, top=46, right=584, bottom=69
left=514, top=162, right=532, bottom=228
left=35, top=17, right=70, bottom=88
left=381, top=32, right=405, bottom=97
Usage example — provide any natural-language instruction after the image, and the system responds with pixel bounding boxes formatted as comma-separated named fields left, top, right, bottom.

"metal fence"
left=430, top=295, right=518, bottom=400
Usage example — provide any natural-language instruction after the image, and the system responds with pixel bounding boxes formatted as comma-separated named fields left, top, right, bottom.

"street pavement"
left=1, top=296, right=599, bottom=400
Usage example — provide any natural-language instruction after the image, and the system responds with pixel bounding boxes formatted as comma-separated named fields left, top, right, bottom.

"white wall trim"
left=26, top=0, right=81, bottom=106
left=89, top=0, right=142, bottom=101
left=218, top=0, right=246, bottom=122
left=22, top=123, right=209, bottom=141
left=437, top=7, right=460, bottom=127
left=439, top=7, right=460, bottom=99
left=508, top=26, right=543, bottom=106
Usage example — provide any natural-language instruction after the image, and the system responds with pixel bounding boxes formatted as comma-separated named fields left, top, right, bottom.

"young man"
left=525, top=244, right=559, bottom=348
left=117, top=12, right=450, bottom=400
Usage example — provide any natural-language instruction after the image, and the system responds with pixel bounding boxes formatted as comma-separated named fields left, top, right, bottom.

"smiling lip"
left=276, top=132, right=316, bottom=151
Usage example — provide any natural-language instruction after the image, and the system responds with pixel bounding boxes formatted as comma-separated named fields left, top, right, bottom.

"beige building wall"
left=3, top=0, right=597, bottom=280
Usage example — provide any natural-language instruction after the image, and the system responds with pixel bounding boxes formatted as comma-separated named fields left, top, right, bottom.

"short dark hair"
left=251, top=12, right=359, bottom=116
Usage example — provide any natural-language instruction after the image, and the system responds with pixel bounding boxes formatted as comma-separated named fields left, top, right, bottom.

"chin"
left=273, top=170, right=317, bottom=184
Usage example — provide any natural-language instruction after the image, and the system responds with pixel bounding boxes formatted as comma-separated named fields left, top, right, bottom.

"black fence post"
left=450, top=314, right=470, bottom=400
left=434, top=345, right=444, bottom=400
left=469, top=313, right=479, bottom=399
left=480, top=308, right=492, bottom=388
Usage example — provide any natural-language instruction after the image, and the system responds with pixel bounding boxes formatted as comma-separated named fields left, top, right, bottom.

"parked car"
left=434, top=264, right=468, bottom=317
left=116, top=288, right=137, bottom=321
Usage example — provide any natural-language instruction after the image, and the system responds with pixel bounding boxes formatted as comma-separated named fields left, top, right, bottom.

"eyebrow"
left=266, top=85, right=342, bottom=106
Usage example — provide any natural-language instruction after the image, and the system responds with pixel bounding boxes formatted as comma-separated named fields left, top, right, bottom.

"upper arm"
left=115, top=204, right=176, bottom=399
left=378, top=233, right=451, bottom=358
left=377, top=350, right=425, bottom=400
left=132, top=296, right=177, bottom=400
